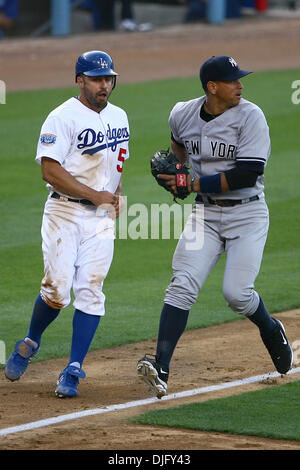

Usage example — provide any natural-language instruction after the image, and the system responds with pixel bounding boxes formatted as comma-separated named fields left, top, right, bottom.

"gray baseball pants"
left=164, top=195, right=269, bottom=316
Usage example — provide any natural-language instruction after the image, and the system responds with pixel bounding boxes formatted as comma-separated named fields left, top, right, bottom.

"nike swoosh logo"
left=280, top=331, right=287, bottom=345
left=160, top=368, right=168, bottom=375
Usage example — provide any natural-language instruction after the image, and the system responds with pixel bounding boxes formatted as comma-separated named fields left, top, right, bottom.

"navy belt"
left=195, top=194, right=259, bottom=207
left=51, top=192, right=95, bottom=206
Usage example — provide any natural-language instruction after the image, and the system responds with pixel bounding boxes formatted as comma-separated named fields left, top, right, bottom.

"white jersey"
left=36, top=97, right=130, bottom=196
left=169, top=96, right=270, bottom=199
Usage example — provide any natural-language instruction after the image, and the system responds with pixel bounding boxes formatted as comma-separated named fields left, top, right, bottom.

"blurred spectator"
left=91, top=0, right=151, bottom=31
left=92, top=0, right=137, bottom=31
left=180, top=0, right=207, bottom=23
left=75, top=0, right=101, bottom=30
left=0, top=0, right=19, bottom=39
left=119, top=0, right=138, bottom=31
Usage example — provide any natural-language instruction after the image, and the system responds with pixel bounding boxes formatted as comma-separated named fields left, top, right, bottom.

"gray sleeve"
left=168, top=102, right=184, bottom=145
left=236, top=107, right=271, bottom=164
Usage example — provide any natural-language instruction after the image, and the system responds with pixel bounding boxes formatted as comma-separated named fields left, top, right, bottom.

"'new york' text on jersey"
left=169, top=96, right=270, bottom=199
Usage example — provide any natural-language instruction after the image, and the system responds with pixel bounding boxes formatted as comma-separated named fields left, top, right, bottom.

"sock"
left=69, top=309, right=101, bottom=368
left=156, top=303, right=189, bottom=369
left=27, top=294, right=61, bottom=347
left=248, top=297, right=277, bottom=336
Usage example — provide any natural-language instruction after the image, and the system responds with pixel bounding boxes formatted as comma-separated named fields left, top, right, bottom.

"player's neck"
left=204, top=99, right=228, bottom=117
left=77, top=94, right=108, bottom=113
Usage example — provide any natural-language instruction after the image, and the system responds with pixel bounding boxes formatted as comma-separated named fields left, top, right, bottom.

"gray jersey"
left=169, top=96, right=271, bottom=199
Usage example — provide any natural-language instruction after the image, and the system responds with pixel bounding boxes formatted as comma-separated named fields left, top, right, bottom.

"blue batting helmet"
left=75, top=50, right=119, bottom=86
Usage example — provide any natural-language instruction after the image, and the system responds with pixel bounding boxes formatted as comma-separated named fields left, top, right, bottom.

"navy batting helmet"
left=75, top=50, right=119, bottom=87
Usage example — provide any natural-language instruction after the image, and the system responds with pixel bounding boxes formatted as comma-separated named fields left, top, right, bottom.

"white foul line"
left=1, top=367, right=300, bottom=438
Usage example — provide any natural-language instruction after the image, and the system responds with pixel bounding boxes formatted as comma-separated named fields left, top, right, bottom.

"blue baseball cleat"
left=55, top=364, right=86, bottom=398
left=5, top=339, right=39, bottom=381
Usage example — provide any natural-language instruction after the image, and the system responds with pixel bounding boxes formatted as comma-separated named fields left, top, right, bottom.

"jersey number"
left=117, top=148, right=126, bottom=173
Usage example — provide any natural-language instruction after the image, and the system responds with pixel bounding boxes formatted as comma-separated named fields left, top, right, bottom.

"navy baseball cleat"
left=137, top=355, right=169, bottom=399
left=261, top=318, right=293, bottom=374
left=55, top=363, right=86, bottom=398
left=5, top=339, right=39, bottom=381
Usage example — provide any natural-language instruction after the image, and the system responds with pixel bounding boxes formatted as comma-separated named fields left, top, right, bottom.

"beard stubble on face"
left=81, top=76, right=114, bottom=112
left=85, top=87, right=109, bottom=112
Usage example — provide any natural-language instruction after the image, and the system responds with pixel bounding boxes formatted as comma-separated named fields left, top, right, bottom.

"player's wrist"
left=189, top=177, right=200, bottom=193
left=84, top=188, right=101, bottom=205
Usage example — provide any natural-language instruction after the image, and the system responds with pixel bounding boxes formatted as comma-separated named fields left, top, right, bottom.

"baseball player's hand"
left=151, top=150, right=190, bottom=200
left=92, top=191, right=127, bottom=219
left=91, top=190, right=118, bottom=209
left=158, top=174, right=192, bottom=196
left=109, top=195, right=125, bottom=219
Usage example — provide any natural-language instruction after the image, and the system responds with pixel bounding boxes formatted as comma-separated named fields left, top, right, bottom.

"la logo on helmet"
left=98, top=58, right=109, bottom=69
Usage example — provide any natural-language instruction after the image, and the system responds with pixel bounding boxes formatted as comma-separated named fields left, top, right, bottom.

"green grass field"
left=131, top=381, right=300, bottom=441
left=0, top=68, right=299, bottom=366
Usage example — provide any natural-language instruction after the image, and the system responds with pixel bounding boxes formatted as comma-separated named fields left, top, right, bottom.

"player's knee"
left=40, top=292, right=69, bottom=310
left=223, top=285, right=255, bottom=315
left=164, top=273, right=198, bottom=310
left=73, top=287, right=106, bottom=316
left=41, top=277, right=70, bottom=310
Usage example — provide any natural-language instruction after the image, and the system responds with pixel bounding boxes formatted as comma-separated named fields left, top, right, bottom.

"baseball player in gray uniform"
left=137, top=55, right=293, bottom=398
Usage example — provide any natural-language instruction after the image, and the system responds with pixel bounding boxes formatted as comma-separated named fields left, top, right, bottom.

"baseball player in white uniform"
left=5, top=51, right=130, bottom=398
left=137, top=55, right=293, bottom=398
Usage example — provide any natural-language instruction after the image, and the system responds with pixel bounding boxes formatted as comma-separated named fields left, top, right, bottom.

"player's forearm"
left=41, top=158, right=118, bottom=209
left=41, top=157, right=99, bottom=200
left=191, top=173, right=229, bottom=193
left=190, top=162, right=263, bottom=193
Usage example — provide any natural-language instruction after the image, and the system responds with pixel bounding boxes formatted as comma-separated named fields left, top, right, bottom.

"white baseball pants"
left=40, top=197, right=115, bottom=316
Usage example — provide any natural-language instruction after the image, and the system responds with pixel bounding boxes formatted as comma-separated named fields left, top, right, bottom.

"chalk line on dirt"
left=1, top=367, right=300, bottom=437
